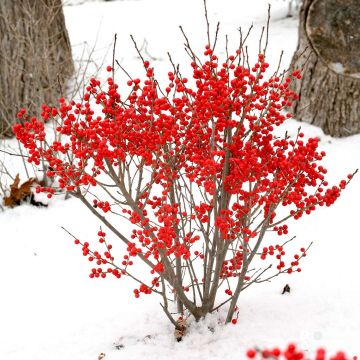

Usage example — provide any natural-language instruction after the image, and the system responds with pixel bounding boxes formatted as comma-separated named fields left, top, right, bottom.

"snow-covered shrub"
left=13, top=18, right=353, bottom=330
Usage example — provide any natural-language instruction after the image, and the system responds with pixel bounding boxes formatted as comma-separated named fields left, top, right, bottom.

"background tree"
left=285, top=0, right=301, bottom=17
left=0, top=0, right=74, bottom=137
left=288, top=0, right=360, bottom=137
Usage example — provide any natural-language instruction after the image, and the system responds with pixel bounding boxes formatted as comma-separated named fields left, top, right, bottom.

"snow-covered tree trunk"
left=288, top=0, right=360, bottom=137
left=0, top=0, right=74, bottom=137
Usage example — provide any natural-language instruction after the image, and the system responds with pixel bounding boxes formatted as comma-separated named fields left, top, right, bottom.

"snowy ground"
left=1, top=0, right=359, bottom=359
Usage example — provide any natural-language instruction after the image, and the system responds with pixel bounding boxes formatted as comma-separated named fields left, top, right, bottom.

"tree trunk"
left=288, top=0, right=360, bottom=137
left=0, top=0, right=74, bottom=137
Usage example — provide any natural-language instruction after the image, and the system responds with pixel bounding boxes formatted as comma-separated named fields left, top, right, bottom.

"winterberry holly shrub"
left=13, top=26, right=353, bottom=326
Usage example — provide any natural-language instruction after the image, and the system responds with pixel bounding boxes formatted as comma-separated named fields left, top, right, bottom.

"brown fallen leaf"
left=3, top=174, right=36, bottom=207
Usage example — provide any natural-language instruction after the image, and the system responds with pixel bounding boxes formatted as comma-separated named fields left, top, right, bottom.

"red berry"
left=246, top=349, right=256, bottom=359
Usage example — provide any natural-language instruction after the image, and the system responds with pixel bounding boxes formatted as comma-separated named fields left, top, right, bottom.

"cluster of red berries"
left=134, top=283, right=152, bottom=298
left=74, top=230, right=124, bottom=279
left=221, top=251, right=246, bottom=278
left=246, top=344, right=357, bottom=360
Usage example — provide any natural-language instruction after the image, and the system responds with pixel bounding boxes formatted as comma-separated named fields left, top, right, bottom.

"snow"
left=329, top=62, right=346, bottom=75
left=329, top=63, right=360, bottom=79
left=1, top=0, right=359, bottom=359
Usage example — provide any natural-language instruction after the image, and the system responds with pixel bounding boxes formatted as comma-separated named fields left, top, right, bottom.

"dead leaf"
left=3, top=174, right=36, bottom=207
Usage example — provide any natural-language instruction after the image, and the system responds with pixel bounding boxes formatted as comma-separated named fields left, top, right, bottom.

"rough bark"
left=0, top=0, right=74, bottom=137
left=288, top=0, right=360, bottom=137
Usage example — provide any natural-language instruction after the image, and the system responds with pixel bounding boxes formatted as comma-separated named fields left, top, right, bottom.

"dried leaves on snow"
left=3, top=174, right=46, bottom=207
